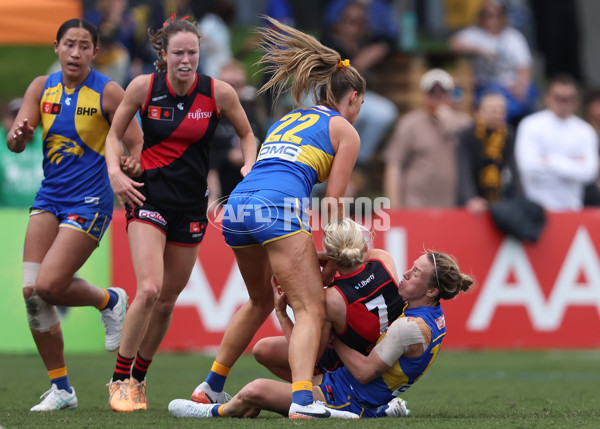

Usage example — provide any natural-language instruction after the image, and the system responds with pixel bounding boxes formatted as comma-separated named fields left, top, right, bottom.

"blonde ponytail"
left=256, top=16, right=365, bottom=110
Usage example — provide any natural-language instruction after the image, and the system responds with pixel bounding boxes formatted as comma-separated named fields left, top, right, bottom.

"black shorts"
left=126, top=202, right=208, bottom=245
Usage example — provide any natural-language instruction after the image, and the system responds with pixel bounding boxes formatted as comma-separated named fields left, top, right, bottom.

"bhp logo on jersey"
left=148, top=106, right=174, bottom=121
left=188, top=108, right=212, bottom=120
left=43, top=102, right=62, bottom=115
left=77, top=106, right=98, bottom=116
left=139, top=209, right=167, bottom=225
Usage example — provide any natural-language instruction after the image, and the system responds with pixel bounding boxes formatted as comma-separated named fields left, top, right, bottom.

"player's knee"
left=252, top=339, right=271, bottom=364
left=32, top=273, right=68, bottom=305
left=153, top=298, right=177, bottom=319
left=34, top=281, right=58, bottom=304
left=25, top=289, right=60, bottom=332
left=237, top=379, right=268, bottom=405
left=135, top=283, right=161, bottom=308
left=303, top=302, right=326, bottom=322
left=249, top=291, right=274, bottom=312
left=34, top=276, right=70, bottom=304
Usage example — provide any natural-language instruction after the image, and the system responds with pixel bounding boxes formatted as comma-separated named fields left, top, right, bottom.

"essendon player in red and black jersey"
left=316, top=258, right=405, bottom=372
left=253, top=218, right=405, bottom=379
left=139, top=71, right=219, bottom=211
left=104, top=17, right=256, bottom=412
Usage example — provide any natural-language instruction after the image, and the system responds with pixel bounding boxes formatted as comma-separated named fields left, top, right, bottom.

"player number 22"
left=265, top=112, right=319, bottom=145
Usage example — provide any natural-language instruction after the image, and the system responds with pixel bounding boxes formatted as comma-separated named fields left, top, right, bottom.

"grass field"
left=1, top=350, right=599, bottom=428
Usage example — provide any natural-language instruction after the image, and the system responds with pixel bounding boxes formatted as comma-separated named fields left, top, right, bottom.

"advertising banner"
left=111, top=208, right=600, bottom=351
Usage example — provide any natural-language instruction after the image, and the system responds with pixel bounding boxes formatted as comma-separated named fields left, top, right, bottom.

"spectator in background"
left=129, top=0, right=166, bottom=78
left=448, top=0, right=537, bottom=126
left=530, top=0, right=582, bottom=83
left=93, top=20, right=131, bottom=87
left=208, top=60, right=263, bottom=206
left=382, top=68, right=472, bottom=208
left=86, top=0, right=135, bottom=86
left=582, top=89, right=600, bottom=206
left=584, top=89, right=600, bottom=135
left=320, top=0, right=398, bottom=195
left=197, top=0, right=235, bottom=78
left=323, top=0, right=399, bottom=44
left=162, top=0, right=196, bottom=18
left=456, top=92, right=521, bottom=215
left=515, top=74, right=599, bottom=211
left=254, top=1, right=297, bottom=124
left=0, top=98, right=44, bottom=207
left=265, top=0, right=295, bottom=27
left=129, top=0, right=199, bottom=79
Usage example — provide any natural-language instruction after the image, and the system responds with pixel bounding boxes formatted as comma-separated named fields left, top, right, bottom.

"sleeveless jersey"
left=331, top=304, right=446, bottom=408
left=331, top=259, right=405, bottom=354
left=38, top=69, right=113, bottom=213
left=140, top=72, right=219, bottom=210
left=233, top=106, right=340, bottom=199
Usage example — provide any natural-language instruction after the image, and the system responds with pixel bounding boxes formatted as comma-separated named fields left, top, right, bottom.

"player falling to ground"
left=253, top=218, right=405, bottom=383
left=170, top=248, right=473, bottom=418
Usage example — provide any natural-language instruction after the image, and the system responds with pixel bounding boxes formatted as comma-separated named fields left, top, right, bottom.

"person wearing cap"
left=0, top=98, right=44, bottom=206
left=382, top=68, right=472, bottom=208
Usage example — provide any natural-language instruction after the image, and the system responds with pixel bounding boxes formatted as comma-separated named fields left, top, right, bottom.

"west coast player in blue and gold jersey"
left=6, top=18, right=142, bottom=411
left=189, top=16, right=367, bottom=420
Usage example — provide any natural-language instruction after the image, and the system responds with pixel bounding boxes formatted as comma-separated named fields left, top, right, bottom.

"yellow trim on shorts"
left=30, top=209, right=46, bottom=216
left=315, top=384, right=353, bottom=410
left=85, top=212, right=98, bottom=234
left=263, top=198, right=311, bottom=245
left=262, top=228, right=311, bottom=245
left=59, top=224, right=101, bottom=243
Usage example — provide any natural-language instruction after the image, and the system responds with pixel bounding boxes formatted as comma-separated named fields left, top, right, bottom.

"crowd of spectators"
left=2, top=0, right=600, bottom=216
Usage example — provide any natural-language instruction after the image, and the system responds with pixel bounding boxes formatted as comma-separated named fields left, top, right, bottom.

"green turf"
left=1, top=350, right=599, bottom=428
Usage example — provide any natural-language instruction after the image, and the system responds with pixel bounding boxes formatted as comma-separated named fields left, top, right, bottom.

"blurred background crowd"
left=2, top=0, right=600, bottom=217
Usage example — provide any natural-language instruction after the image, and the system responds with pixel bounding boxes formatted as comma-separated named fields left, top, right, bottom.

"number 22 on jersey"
left=264, top=112, right=320, bottom=144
